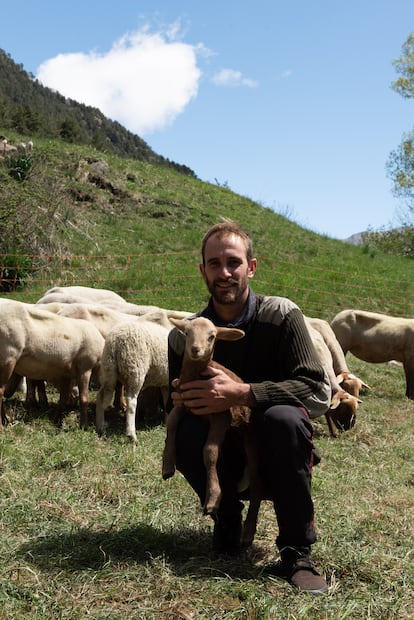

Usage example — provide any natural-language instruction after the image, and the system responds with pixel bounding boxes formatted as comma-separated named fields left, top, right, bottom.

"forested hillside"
left=0, top=48, right=194, bottom=175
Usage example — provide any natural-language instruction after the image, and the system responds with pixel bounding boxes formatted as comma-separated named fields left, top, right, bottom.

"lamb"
left=0, top=300, right=104, bottom=429
left=95, top=318, right=173, bottom=442
left=331, top=308, right=414, bottom=398
left=305, top=318, right=363, bottom=437
left=162, top=317, right=262, bottom=548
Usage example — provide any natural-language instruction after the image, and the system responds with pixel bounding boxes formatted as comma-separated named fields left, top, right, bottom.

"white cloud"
left=36, top=25, right=202, bottom=135
left=212, top=68, right=258, bottom=88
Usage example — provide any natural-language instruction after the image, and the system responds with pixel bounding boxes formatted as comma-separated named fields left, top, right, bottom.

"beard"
left=204, top=273, right=250, bottom=306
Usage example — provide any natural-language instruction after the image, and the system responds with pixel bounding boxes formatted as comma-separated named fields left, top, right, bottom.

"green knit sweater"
left=167, top=290, right=331, bottom=418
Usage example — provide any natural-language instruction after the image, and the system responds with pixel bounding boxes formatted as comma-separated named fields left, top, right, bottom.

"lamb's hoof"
left=162, top=471, right=174, bottom=480
left=162, top=466, right=175, bottom=480
left=203, top=503, right=220, bottom=517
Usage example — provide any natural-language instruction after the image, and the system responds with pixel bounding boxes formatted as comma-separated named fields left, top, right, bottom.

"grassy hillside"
left=0, top=129, right=413, bottom=619
left=2, top=128, right=414, bottom=321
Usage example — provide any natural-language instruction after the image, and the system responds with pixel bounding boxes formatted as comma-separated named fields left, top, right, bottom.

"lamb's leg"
left=403, top=357, right=414, bottom=399
left=241, top=431, right=263, bottom=548
left=77, top=370, right=92, bottom=429
left=325, top=411, right=337, bottom=437
left=0, top=361, right=17, bottom=427
left=0, top=387, right=8, bottom=429
left=125, top=390, right=139, bottom=443
left=36, top=380, right=49, bottom=407
left=54, top=376, right=72, bottom=426
left=4, top=372, right=24, bottom=399
left=95, top=384, right=116, bottom=435
left=162, top=405, right=185, bottom=479
left=113, top=381, right=125, bottom=411
left=203, top=413, right=231, bottom=516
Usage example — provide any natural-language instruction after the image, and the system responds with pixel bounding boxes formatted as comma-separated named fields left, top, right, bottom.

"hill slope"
left=0, top=48, right=194, bottom=175
left=1, top=132, right=414, bottom=321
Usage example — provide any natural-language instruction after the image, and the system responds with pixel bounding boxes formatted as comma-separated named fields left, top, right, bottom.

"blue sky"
left=2, top=1, right=414, bottom=239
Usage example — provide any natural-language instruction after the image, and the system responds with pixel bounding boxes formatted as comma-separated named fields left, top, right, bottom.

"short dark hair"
left=201, top=220, right=254, bottom=265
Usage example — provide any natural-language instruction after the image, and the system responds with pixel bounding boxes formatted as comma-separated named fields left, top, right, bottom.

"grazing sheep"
left=331, top=308, right=414, bottom=399
left=24, top=303, right=176, bottom=413
left=162, top=317, right=262, bottom=547
left=95, top=318, right=173, bottom=442
left=306, top=316, right=369, bottom=397
left=0, top=300, right=104, bottom=429
left=305, top=318, right=362, bottom=437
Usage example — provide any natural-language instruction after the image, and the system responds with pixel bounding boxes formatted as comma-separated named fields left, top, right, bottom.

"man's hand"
left=174, top=366, right=254, bottom=415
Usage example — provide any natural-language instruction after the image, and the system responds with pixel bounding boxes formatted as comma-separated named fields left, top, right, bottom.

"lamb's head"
left=171, top=317, right=245, bottom=363
left=329, top=389, right=361, bottom=431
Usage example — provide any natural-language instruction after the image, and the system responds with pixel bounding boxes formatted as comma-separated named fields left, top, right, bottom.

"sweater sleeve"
left=249, top=308, right=331, bottom=417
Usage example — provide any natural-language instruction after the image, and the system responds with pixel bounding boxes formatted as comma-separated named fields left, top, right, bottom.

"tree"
left=387, top=33, right=414, bottom=204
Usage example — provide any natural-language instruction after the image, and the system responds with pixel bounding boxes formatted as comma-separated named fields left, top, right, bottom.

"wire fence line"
left=1, top=252, right=414, bottom=320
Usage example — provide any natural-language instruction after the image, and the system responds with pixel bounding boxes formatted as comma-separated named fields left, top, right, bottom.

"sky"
left=2, top=1, right=414, bottom=240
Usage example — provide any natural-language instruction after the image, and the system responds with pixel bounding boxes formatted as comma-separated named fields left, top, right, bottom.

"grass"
left=1, top=128, right=414, bottom=618
left=0, top=356, right=413, bottom=619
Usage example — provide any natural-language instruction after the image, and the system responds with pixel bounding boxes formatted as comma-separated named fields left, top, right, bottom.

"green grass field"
left=0, top=355, right=413, bottom=619
left=1, top=130, right=414, bottom=618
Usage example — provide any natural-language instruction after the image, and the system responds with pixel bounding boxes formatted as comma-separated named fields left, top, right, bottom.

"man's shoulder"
left=256, top=295, right=300, bottom=326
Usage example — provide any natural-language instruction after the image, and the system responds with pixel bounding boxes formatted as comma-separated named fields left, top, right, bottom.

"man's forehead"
left=205, top=232, right=245, bottom=254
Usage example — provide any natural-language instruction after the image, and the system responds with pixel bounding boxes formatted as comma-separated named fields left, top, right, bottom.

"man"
left=167, top=221, right=330, bottom=594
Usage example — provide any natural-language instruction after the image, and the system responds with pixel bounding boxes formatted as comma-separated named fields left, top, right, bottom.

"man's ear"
left=248, top=258, right=257, bottom=279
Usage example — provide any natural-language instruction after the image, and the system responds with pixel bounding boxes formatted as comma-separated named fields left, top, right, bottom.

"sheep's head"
left=171, top=317, right=245, bottom=363
left=337, top=371, right=370, bottom=397
left=329, top=390, right=361, bottom=431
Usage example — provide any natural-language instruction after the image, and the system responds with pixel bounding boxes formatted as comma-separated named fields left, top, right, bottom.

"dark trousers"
left=175, top=404, right=317, bottom=550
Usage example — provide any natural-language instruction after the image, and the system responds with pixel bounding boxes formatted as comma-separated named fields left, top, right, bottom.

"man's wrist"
left=238, top=384, right=256, bottom=407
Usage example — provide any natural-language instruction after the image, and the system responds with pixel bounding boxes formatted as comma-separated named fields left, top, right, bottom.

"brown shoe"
left=288, top=558, right=328, bottom=594
left=266, top=548, right=328, bottom=595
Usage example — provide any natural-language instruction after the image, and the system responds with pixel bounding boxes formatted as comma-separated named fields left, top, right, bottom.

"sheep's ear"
left=170, top=318, right=188, bottom=333
left=336, top=372, right=346, bottom=385
left=216, top=327, right=245, bottom=342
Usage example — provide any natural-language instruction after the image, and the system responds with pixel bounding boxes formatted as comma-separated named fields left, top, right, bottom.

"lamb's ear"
left=216, top=326, right=245, bottom=341
left=169, top=318, right=188, bottom=333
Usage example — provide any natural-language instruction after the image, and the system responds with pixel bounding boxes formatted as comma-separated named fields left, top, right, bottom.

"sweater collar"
left=203, top=289, right=257, bottom=328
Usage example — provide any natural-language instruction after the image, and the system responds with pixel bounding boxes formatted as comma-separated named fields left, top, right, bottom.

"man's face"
left=199, top=233, right=256, bottom=307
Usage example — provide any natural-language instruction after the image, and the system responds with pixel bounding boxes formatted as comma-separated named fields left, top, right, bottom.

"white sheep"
left=36, top=286, right=192, bottom=321
left=36, top=285, right=127, bottom=306
left=331, top=308, right=414, bottom=398
left=162, top=317, right=262, bottom=548
left=0, top=300, right=105, bottom=429
left=21, top=302, right=176, bottom=413
left=305, top=318, right=362, bottom=437
left=306, top=316, right=369, bottom=397
left=95, top=318, right=173, bottom=442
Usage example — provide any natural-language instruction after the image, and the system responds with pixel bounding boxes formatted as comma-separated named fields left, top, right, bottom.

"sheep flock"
left=1, top=285, right=410, bottom=448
